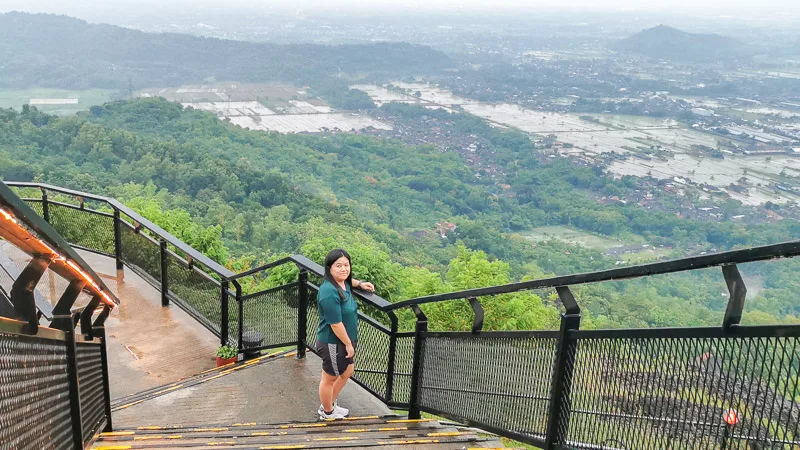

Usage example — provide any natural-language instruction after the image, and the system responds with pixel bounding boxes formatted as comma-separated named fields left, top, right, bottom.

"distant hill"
left=613, top=25, right=745, bottom=62
left=0, top=12, right=452, bottom=91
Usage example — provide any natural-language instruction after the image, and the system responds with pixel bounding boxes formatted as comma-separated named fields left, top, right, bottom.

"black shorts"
left=317, top=341, right=356, bottom=377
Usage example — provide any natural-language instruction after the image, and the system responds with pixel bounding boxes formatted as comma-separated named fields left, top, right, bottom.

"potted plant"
left=215, top=345, right=238, bottom=367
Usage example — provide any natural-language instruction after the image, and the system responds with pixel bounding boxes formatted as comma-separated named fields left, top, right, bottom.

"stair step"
left=93, top=435, right=485, bottom=449
left=94, top=431, right=479, bottom=448
left=91, top=417, right=495, bottom=449
left=99, top=424, right=450, bottom=441
left=97, top=426, right=461, bottom=442
left=109, top=416, right=436, bottom=433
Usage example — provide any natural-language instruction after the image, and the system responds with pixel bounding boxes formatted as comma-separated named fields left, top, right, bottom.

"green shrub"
left=215, top=345, right=237, bottom=359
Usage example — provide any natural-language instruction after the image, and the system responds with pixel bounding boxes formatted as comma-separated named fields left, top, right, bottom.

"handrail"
left=5, top=182, right=235, bottom=279
left=384, top=240, right=800, bottom=311
left=231, top=254, right=393, bottom=310
left=304, top=257, right=393, bottom=311
left=229, top=256, right=295, bottom=280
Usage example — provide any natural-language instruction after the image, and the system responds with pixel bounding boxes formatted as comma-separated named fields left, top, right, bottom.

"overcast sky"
left=1, top=0, right=798, bottom=19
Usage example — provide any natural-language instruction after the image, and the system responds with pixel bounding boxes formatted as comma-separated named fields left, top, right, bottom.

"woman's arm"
left=330, top=323, right=354, bottom=358
left=351, top=278, right=375, bottom=292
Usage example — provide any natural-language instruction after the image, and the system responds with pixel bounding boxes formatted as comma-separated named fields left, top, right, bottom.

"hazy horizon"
left=2, top=0, right=799, bottom=20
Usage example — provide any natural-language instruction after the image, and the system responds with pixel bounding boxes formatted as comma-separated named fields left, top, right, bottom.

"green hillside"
left=0, top=12, right=451, bottom=109
left=1, top=99, right=798, bottom=331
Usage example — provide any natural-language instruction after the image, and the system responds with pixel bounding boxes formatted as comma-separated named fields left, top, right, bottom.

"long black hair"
left=323, top=248, right=352, bottom=301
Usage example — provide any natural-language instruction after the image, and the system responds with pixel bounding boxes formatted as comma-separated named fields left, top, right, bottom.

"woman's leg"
left=331, top=364, right=354, bottom=404
left=319, top=370, right=338, bottom=412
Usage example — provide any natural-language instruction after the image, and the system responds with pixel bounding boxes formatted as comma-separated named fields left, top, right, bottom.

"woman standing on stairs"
left=316, top=248, right=374, bottom=420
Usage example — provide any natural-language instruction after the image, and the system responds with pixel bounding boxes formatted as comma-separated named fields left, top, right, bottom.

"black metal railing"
left=207, top=228, right=800, bottom=449
left=0, top=315, right=113, bottom=449
left=7, top=182, right=237, bottom=346
left=6, top=182, right=800, bottom=450
left=7, top=182, right=409, bottom=404
left=562, top=326, right=800, bottom=449
left=0, top=181, right=118, bottom=450
left=387, top=248, right=800, bottom=450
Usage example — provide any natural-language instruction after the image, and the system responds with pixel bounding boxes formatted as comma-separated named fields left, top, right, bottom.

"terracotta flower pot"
left=216, top=355, right=237, bottom=367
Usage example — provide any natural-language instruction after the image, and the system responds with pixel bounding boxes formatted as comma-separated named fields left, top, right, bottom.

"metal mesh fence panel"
left=418, top=332, right=559, bottom=443
left=0, top=259, right=14, bottom=298
left=240, top=284, right=299, bottom=350
left=0, top=332, right=73, bottom=450
left=306, top=286, right=320, bottom=352
left=565, top=331, right=800, bottom=450
left=165, top=254, right=228, bottom=343
left=22, top=198, right=44, bottom=217
left=119, top=223, right=161, bottom=285
left=76, top=342, right=106, bottom=441
left=392, top=335, right=415, bottom=405
left=48, top=203, right=115, bottom=256
left=352, top=316, right=391, bottom=400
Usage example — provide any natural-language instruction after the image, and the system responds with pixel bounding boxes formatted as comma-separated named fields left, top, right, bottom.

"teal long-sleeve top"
left=316, top=280, right=359, bottom=344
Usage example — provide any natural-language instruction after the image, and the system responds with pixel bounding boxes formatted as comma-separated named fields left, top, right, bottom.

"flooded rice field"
left=352, top=82, right=799, bottom=205
left=228, top=113, right=391, bottom=133
left=140, top=83, right=391, bottom=134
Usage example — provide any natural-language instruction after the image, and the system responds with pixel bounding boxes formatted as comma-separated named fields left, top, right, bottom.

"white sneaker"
left=319, top=408, right=347, bottom=420
left=318, top=403, right=349, bottom=417
left=334, top=403, right=349, bottom=416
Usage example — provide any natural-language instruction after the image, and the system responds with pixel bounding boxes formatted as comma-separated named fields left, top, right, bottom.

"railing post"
left=65, top=312, right=85, bottom=449
left=408, top=305, right=428, bottom=419
left=545, top=287, right=581, bottom=450
left=467, top=297, right=484, bottom=334
left=41, top=188, right=50, bottom=223
left=220, top=280, right=230, bottom=346
left=235, top=282, right=244, bottom=354
left=98, top=328, right=114, bottom=432
left=296, top=268, right=308, bottom=359
left=94, top=306, right=113, bottom=432
left=159, top=240, right=169, bottom=307
left=79, top=296, right=101, bottom=340
left=385, top=312, right=399, bottom=403
left=11, top=256, right=50, bottom=334
left=722, top=264, right=747, bottom=330
left=113, top=208, right=123, bottom=272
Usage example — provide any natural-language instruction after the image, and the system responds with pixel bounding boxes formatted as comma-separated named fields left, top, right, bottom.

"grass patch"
left=620, top=247, right=675, bottom=264
left=521, top=225, right=644, bottom=250
left=501, top=437, right=542, bottom=449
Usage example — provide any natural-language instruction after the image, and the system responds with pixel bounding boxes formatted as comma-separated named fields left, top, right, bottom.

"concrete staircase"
left=92, top=415, right=512, bottom=449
